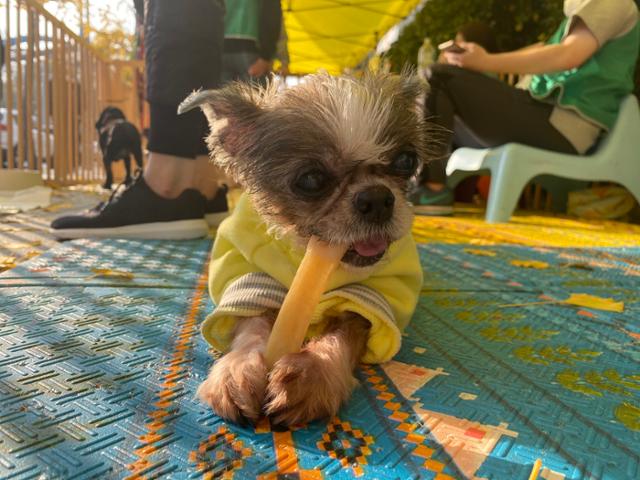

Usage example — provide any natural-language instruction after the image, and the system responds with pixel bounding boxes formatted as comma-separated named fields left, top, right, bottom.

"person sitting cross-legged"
left=413, top=0, right=639, bottom=215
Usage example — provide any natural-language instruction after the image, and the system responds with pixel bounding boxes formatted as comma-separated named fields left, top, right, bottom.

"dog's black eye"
left=293, top=169, right=330, bottom=198
left=389, top=151, right=418, bottom=176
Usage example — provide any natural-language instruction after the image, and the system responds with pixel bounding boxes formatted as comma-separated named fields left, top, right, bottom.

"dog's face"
left=180, top=73, right=432, bottom=267
left=96, top=107, right=126, bottom=131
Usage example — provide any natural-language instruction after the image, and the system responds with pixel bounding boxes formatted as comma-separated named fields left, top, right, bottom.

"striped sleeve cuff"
left=319, top=284, right=401, bottom=363
left=215, top=272, right=287, bottom=317
left=203, top=273, right=402, bottom=363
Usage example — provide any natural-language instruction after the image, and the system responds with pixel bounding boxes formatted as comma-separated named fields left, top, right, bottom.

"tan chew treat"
left=264, top=236, right=347, bottom=368
left=528, top=459, right=542, bottom=480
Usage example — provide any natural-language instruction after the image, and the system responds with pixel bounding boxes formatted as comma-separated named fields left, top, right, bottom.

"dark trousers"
left=423, top=64, right=577, bottom=184
left=147, top=104, right=210, bottom=158
left=144, top=0, right=224, bottom=158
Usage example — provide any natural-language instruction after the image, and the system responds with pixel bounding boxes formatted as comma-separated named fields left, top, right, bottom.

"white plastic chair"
left=446, top=95, right=640, bottom=223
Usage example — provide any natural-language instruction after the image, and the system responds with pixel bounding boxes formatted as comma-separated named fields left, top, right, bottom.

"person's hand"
left=248, top=58, right=272, bottom=77
left=278, top=64, right=290, bottom=79
left=437, top=51, right=449, bottom=64
left=444, top=42, right=491, bottom=72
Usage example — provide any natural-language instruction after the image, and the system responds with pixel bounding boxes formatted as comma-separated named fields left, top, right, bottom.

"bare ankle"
left=194, top=155, right=227, bottom=199
left=144, top=152, right=197, bottom=199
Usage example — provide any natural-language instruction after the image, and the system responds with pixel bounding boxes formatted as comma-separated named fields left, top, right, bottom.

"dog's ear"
left=110, top=107, right=126, bottom=120
left=178, top=85, right=263, bottom=121
left=96, top=106, right=126, bottom=130
left=178, top=82, right=276, bottom=179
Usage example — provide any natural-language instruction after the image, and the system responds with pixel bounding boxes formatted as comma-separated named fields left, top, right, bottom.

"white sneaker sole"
left=50, top=219, right=209, bottom=240
left=205, top=211, right=229, bottom=228
left=413, top=205, right=454, bottom=216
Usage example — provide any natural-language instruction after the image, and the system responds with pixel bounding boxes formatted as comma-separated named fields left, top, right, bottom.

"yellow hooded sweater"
left=203, top=193, right=424, bottom=364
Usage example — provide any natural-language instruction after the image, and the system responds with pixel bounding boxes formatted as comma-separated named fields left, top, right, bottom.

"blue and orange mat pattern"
left=1, top=217, right=639, bottom=479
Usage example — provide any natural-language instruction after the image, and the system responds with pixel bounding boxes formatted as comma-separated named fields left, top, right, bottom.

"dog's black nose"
left=354, top=186, right=395, bottom=224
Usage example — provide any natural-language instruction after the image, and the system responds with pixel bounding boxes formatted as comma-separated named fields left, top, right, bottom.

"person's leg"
left=143, top=102, right=230, bottom=225
left=414, top=64, right=576, bottom=213
left=120, top=0, right=227, bottom=201
left=193, top=156, right=224, bottom=198
left=50, top=0, right=225, bottom=239
left=193, top=107, right=226, bottom=199
left=144, top=153, right=197, bottom=199
left=144, top=104, right=211, bottom=198
left=425, top=64, right=577, bottom=180
left=50, top=105, right=212, bottom=240
left=143, top=156, right=227, bottom=201
left=194, top=112, right=230, bottom=227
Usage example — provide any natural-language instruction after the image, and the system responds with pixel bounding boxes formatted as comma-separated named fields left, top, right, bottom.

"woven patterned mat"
left=0, top=228, right=638, bottom=479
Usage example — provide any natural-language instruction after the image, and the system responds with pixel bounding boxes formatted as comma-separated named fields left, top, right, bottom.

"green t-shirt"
left=530, top=19, right=639, bottom=130
left=224, top=0, right=261, bottom=41
left=529, top=0, right=639, bottom=153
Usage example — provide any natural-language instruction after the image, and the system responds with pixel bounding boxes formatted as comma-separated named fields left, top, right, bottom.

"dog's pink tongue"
left=353, top=238, right=388, bottom=257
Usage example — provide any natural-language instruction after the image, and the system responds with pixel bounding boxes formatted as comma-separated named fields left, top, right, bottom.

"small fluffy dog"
left=95, top=107, right=143, bottom=189
left=179, top=72, right=429, bottom=426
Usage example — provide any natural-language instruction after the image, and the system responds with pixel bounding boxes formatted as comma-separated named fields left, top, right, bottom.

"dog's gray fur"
left=184, top=72, right=432, bottom=426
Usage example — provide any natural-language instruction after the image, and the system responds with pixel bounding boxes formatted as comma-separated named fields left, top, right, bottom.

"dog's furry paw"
left=264, top=347, right=357, bottom=427
left=197, top=349, right=268, bottom=425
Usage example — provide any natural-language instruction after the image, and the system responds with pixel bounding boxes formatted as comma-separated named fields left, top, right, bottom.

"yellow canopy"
left=282, top=0, right=423, bottom=75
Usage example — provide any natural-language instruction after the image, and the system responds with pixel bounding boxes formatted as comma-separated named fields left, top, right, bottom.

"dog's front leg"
left=123, top=154, right=132, bottom=184
left=264, top=313, right=370, bottom=427
left=102, top=155, right=113, bottom=189
left=197, top=315, right=273, bottom=425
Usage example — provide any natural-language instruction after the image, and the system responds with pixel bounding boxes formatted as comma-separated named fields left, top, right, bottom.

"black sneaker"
left=204, top=185, right=230, bottom=227
left=50, top=174, right=208, bottom=240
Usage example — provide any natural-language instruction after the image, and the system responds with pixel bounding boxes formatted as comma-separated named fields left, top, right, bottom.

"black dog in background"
left=96, top=107, right=143, bottom=189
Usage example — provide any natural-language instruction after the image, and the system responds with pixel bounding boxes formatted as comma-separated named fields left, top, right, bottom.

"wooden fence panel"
left=1, top=0, right=143, bottom=184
